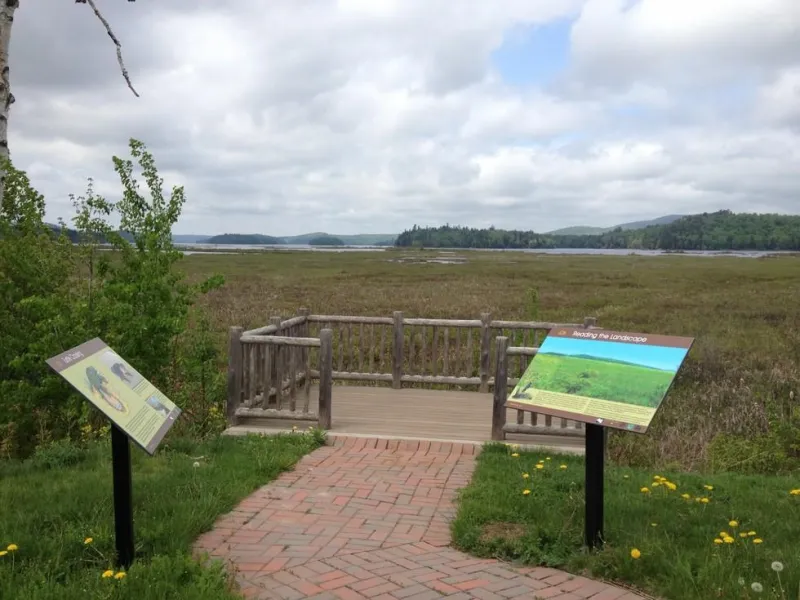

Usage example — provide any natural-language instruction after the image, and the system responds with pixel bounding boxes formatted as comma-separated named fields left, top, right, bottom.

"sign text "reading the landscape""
left=571, top=331, right=648, bottom=344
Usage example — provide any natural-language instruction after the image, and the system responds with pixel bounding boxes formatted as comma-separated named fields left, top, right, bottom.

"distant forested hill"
left=206, top=233, right=283, bottom=245
left=395, top=211, right=800, bottom=250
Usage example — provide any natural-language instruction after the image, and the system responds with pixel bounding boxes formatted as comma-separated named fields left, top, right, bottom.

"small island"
left=205, top=233, right=284, bottom=245
left=308, top=235, right=345, bottom=246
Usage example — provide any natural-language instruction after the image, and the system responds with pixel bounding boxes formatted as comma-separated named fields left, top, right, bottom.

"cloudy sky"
left=10, top=0, right=800, bottom=235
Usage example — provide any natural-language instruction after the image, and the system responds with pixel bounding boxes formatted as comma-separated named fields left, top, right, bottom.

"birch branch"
left=78, top=0, right=140, bottom=97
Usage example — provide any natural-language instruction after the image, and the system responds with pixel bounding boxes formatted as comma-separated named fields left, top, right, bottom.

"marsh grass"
left=452, top=444, right=800, bottom=599
left=183, top=250, right=800, bottom=470
left=0, top=432, right=323, bottom=599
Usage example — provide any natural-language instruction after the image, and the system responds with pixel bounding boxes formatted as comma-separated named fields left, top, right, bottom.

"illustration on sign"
left=507, top=328, right=693, bottom=433
left=47, top=338, right=181, bottom=454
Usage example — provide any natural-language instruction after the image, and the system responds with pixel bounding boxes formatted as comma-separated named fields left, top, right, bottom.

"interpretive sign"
left=507, top=327, right=693, bottom=433
left=47, top=338, right=181, bottom=455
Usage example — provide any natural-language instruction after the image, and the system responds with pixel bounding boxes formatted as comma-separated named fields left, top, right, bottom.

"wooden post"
left=298, top=307, right=310, bottom=383
left=479, top=312, right=492, bottom=393
left=270, top=316, right=282, bottom=406
left=226, top=326, right=244, bottom=426
left=318, top=328, right=333, bottom=430
left=492, top=336, right=508, bottom=441
left=392, top=311, right=404, bottom=389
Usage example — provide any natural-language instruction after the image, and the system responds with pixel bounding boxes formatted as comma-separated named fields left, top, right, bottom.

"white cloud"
left=6, top=0, right=800, bottom=235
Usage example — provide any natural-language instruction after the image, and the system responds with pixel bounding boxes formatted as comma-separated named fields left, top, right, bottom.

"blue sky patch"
left=490, top=18, right=573, bottom=88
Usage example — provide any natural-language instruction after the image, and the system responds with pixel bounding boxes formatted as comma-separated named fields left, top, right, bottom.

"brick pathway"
left=195, top=436, right=647, bottom=600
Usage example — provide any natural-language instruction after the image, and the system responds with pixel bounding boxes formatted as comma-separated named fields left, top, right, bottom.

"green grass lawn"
left=452, top=444, right=800, bottom=599
left=515, top=353, right=674, bottom=408
left=0, top=431, right=323, bottom=599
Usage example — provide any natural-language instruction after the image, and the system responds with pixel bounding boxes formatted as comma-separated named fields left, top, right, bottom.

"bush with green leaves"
left=0, top=139, right=225, bottom=459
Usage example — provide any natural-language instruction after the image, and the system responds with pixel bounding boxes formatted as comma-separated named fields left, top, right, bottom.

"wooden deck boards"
left=233, top=385, right=585, bottom=451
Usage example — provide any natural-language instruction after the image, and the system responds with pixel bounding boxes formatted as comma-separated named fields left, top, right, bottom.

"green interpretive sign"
left=47, top=338, right=181, bottom=454
left=507, top=327, right=694, bottom=433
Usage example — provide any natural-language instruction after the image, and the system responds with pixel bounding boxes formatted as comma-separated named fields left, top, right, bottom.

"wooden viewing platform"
left=225, top=310, right=598, bottom=448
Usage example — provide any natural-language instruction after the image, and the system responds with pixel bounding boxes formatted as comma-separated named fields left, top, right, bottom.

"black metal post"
left=111, top=424, right=135, bottom=568
left=584, top=423, right=605, bottom=549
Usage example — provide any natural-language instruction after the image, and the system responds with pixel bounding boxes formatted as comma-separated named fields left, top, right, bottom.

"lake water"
left=176, top=243, right=793, bottom=259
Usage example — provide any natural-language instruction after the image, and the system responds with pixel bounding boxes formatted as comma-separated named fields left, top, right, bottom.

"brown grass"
left=181, top=249, right=800, bottom=470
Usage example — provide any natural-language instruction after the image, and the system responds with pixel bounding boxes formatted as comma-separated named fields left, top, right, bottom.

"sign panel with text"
left=47, top=338, right=181, bottom=454
left=507, top=328, right=693, bottom=433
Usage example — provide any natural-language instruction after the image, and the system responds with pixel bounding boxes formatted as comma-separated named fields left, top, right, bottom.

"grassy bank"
left=0, top=431, right=323, bottom=599
left=183, top=250, right=800, bottom=471
left=452, top=444, right=800, bottom=599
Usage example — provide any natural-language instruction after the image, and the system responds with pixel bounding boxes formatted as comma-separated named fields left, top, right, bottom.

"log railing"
left=226, top=310, right=333, bottom=429
left=227, top=308, right=597, bottom=436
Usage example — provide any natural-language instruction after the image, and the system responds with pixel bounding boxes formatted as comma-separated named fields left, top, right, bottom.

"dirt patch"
left=479, top=522, right=527, bottom=544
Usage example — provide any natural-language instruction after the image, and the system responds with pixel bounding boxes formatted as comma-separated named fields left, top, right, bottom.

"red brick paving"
left=195, top=436, right=648, bottom=599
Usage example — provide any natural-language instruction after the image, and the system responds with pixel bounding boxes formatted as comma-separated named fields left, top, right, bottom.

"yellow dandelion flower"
left=753, top=538, right=763, bottom=544
left=650, top=523, right=658, bottom=527
left=511, top=453, right=520, bottom=458
left=84, top=537, right=93, bottom=545
left=748, top=531, right=757, bottom=537
left=6, top=544, right=17, bottom=552
left=665, top=482, right=677, bottom=491
left=652, top=482, right=661, bottom=487
left=739, top=533, right=748, bottom=538
left=640, top=487, right=650, bottom=493
left=723, top=537, right=734, bottom=544
left=102, top=570, right=114, bottom=579
left=700, top=497, right=710, bottom=504
left=713, top=538, right=723, bottom=544
left=720, top=531, right=729, bottom=538
left=654, top=475, right=664, bottom=481
left=790, top=489, right=800, bottom=496
left=681, top=493, right=691, bottom=499
left=560, top=464, right=568, bottom=470
left=630, top=548, right=641, bottom=559
left=522, top=473, right=530, bottom=479
left=114, top=572, right=126, bottom=580
left=729, top=520, right=739, bottom=527
left=0, top=551, right=7, bottom=557
left=623, top=475, right=630, bottom=479
left=522, top=489, right=531, bottom=496
left=546, top=457, right=551, bottom=461
left=536, top=464, right=544, bottom=470
left=537, top=460, right=544, bottom=464
left=704, top=484, right=714, bottom=491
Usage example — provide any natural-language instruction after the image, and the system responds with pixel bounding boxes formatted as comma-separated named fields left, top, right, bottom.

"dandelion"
left=739, top=533, right=748, bottom=538
left=771, top=561, right=784, bottom=573
left=720, top=531, right=729, bottom=537
left=654, top=475, right=664, bottom=482
left=790, top=489, right=800, bottom=496
left=652, top=482, right=661, bottom=487
left=704, top=484, right=714, bottom=491
left=650, top=523, right=658, bottom=527
left=640, top=487, right=650, bottom=494
left=753, top=538, right=763, bottom=544
left=114, top=572, right=126, bottom=580
left=700, top=497, right=710, bottom=504
left=6, top=544, right=17, bottom=552
left=630, top=548, right=641, bottom=559
left=665, top=482, right=677, bottom=491
left=738, top=577, right=746, bottom=586
left=748, top=531, right=757, bottom=537
left=537, top=460, right=544, bottom=464
left=0, top=551, right=7, bottom=557
left=291, top=425, right=298, bottom=432
left=681, top=493, right=691, bottom=499
left=729, top=520, right=739, bottom=527
left=535, top=464, right=544, bottom=470
left=623, top=475, right=630, bottom=479
left=102, top=570, right=114, bottom=579
left=560, top=464, right=567, bottom=470
left=724, top=537, right=734, bottom=544
left=193, top=461, right=200, bottom=468
left=713, top=538, right=723, bottom=544
left=522, top=489, right=531, bottom=496
left=751, top=582, right=763, bottom=593
left=546, top=457, right=551, bottom=461
left=522, top=473, right=530, bottom=479
left=84, top=537, right=93, bottom=545
left=511, top=453, right=520, bottom=458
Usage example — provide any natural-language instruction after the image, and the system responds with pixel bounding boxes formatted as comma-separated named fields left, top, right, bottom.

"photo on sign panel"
left=507, top=328, right=693, bottom=433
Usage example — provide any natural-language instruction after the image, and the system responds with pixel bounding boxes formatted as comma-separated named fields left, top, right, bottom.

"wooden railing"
left=226, top=309, right=597, bottom=436
left=491, top=319, right=596, bottom=441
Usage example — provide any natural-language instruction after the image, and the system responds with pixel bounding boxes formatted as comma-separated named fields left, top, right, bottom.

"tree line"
left=395, top=211, right=800, bottom=251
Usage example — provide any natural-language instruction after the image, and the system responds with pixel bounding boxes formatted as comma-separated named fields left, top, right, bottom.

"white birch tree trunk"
left=0, top=0, right=18, bottom=200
